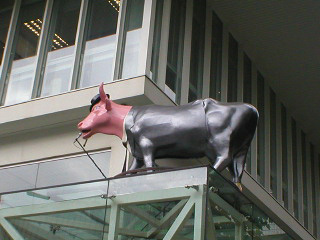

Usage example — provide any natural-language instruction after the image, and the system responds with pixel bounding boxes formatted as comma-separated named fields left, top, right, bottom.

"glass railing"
left=0, top=151, right=110, bottom=194
left=0, top=166, right=295, bottom=239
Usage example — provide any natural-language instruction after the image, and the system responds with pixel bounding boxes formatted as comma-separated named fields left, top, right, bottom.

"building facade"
left=0, top=0, right=319, bottom=239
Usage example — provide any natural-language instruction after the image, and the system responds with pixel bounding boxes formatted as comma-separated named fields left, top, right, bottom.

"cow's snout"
left=77, top=121, right=83, bottom=129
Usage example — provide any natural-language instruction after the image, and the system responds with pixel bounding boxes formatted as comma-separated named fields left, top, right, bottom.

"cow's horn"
left=99, top=83, right=107, bottom=102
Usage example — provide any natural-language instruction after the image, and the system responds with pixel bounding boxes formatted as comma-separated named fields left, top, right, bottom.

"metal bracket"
left=185, top=185, right=199, bottom=191
left=101, top=194, right=116, bottom=199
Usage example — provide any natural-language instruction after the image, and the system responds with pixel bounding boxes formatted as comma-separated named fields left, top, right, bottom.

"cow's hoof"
left=235, top=182, right=243, bottom=192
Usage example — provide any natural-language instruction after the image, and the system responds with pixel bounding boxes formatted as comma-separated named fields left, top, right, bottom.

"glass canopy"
left=0, top=166, right=294, bottom=239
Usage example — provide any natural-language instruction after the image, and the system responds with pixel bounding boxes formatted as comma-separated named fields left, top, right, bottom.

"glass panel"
left=281, top=104, right=288, bottom=209
left=41, top=0, right=81, bottom=97
left=0, top=1, right=14, bottom=66
left=79, top=0, right=119, bottom=88
left=108, top=167, right=207, bottom=197
left=165, top=0, right=186, bottom=103
left=209, top=11, right=222, bottom=101
left=150, top=0, right=164, bottom=82
left=270, top=89, right=277, bottom=196
left=36, top=151, right=110, bottom=188
left=0, top=151, right=110, bottom=194
left=121, top=0, right=145, bottom=79
left=310, top=144, right=317, bottom=237
left=188, top=0, right=205, bottom=102
left=0, top=180, right=109, bottom=209
left=208, top=167, right=294, bottom=240
left=257, top=72, right=265, bottom=186
left=4, top=0, right=46, bottom=105
left=1, top=181, right=109, bottom=240
left=0, top=164, right=38, bottom=194
left=227, top=34, right=238, bottom=102
left=301, top=131, right=308, bottom=226
left=291, top=119, right=299, bottom=218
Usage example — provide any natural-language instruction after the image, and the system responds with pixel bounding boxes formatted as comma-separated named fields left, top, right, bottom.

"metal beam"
left=0, top=217, right=24, bottom=240
left=206, top=199, right=217, bottom=240
left=209, top=192, right=245, bottom=223
left=194, top=185, right=206, bottom=240
left=163, top=197, right=195, bottom=240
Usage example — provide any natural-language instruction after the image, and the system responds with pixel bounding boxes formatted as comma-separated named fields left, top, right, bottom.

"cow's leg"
left=213, top=149, right=231, bottom=172
left=232, top=146, right=249, bottom=184
left=128, top=157, right=144, bottom=171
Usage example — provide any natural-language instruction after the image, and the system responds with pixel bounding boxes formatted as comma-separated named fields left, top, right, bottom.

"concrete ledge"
left=0, top=76, right=174, bottom=137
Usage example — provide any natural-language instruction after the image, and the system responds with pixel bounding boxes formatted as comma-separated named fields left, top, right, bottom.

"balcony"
left=0, top=166, right=293, bottom=239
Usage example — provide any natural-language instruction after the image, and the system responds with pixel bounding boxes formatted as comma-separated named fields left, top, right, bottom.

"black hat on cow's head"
left=89, top=94, right=110, bottom=112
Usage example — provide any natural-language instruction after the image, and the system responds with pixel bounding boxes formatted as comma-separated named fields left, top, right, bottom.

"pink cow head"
left=77, top=83, right=132, bottom=139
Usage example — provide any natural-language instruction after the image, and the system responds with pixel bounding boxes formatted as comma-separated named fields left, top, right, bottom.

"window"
left=4, top=0, right=46, bottom=105
left=270, top=89, right=277, bottom=196
left=257, top=72, right=265, bottom=186
left=188, top=0, right=206, bottom=102
left=209, top=11, right=222, bottom=101
left=291, top=119, right=298, bottom=218
left=165, top=0, right=186, bottom=103
left=0, top=0, right=14, bottom=66
left=41, top=0, right=81, bottom=97
left=281, top=104, right=289, bottom=209
left=301, top=131, right=308, bottom=226
left=79, top=0, right=120, bottom=88
left=227, top=34, right=238, bottom=102
left=120, top=0, right=145, bottom=79
left=310, top=144, right=317, bottom=236
left=150, top=0, right=164, bottom=83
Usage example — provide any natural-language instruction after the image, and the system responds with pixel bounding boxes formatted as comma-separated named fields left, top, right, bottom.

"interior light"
left=24, top=19, right=69, bottom=49
left=107, top=0, right=120, bottom=12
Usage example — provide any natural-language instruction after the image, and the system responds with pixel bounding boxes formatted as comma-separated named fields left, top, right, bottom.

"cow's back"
left=126, top=100, right=208, bottom=159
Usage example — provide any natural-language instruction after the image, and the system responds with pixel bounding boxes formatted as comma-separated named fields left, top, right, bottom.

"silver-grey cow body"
left=125, top=98, right=258, bottom=184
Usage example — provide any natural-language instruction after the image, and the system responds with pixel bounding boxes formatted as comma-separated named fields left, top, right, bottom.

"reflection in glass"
left=281, top=104, right=289, bottom=209
left=4, top=0, right=46, bottom=105
left=257, top=73, right=265, bottom=186
left=188, top=0, right=205, bottom=102
left=0, top=1, right=14, bottom=66
left=165, top=0, right=186, bottom=103
left=227, top=34, right=238, bottom=102
left=270, top=89, right=277, bottom=196
left=79, top=0, right=119, bottom=87
left=209, top=11, right=222, bottom=101
left=121, top=0, right=145, bottom=79
left=41, top=0, right=81, bottom=97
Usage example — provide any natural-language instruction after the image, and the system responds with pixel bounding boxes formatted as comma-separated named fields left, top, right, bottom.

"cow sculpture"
left=78, top=83, right=258, bottom=188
